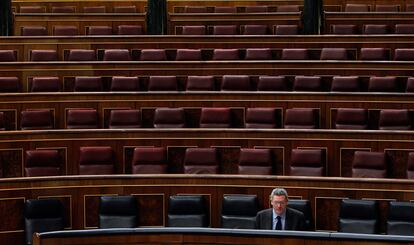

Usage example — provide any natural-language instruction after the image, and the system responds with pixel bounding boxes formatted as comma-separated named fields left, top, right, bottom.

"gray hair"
left=270, top=187, right=289, bottom=200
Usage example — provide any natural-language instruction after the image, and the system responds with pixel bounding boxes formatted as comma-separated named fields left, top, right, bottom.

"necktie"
left=275, top=216, right=282, bottom=230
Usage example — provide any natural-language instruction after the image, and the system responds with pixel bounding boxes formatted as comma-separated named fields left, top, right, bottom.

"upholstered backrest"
left=221, top=75, right=250, bottom=91
left=131, top=147, right=168, bottom=174
left=360, top=48, right=389, bottom=60
left=117, top=25, right=143, bottom=35
left=352, top=151, right=388, bottom=178
left=212, top=49, right=240, bottom=60
left=153, top=108, right=186, bottom=128
left=293, top=76, right=322, bottom=91
left=331, top=24, right=358, bottom=34
left=274, top=25, right=299, bottom=35
left=387, top=201, right=414, bottom=235
left=290, top=149, right=324, bottom=176
left=363, top=24, right=389, bottom=34
left=99, top=196, right=138, bottom=228
left=79, top=146, right=114, bottom=175
left=335, top=108, right=368, bottom=129
left=281, top=49, right=309, bottom=60
left=213, top=25, right=238, bottom=35
left=103, top=49, right=131, bottom=61
left=74, top=76, right=103, bottom=92
left=338, top=199, right=379, bottom=234
left=345, top=4, right=369, bottom=12
left=288, top=199, right=313, bottom=230
left=284, top=108, right=318, bottom=129
left=407, top=152, right=414, bottom=179
left=394, top=49, right=414, bottom=61
left=368, top=76, right=397, bottom=92
left=186, top=76, right=215, bottom=91
left=184, top=148, right=219, bottom=174
left=87, top=26, right=112, bottom=35
left=148, top=76, right=177, bottom=91
left=0, top=77, right=20, bottom=92
left=22, top=26, right=48, bottom=36
left=68, top=49, right=96, bottom=61
left=31, top=50, right=58, bottom=61
left=175, top=49, right=202, bottom=61
left=31, top=77, right=62, bottom=92
left=221, top=195, right=258, bottom=229
left=110, top=76, right=140, bottom=91
left=21, top=110, right=53, bottom=130
left=320, top=48, right=348, bottom=60
left=199, top=108, right=231, bottom=128
left=242, top=25, right=268, bottom=35
left=53, top=26, right=79, bottom=36
left=66, top=109, right=98, bottom=129
left=257, top=76, right=288, bottom=91
left=331, top=76, right=360, bottom=92
left=168, top=195, right=208, bottom=227
left=182, top=25, right=206, bottom=35
left=245, top=108, right=278, bottom=128
left=109, top=109, right=141, bottom=129
left=379, top=109, right=411, bottom=130
left=25, top=150, right=60, bottom=177
left=245, top=48, right=272, bottom=60
left=238, top=148, right=273, bottom=175
left=140, top=49, right=167, bottom=61
left=0, top=50, right=17, bottom=61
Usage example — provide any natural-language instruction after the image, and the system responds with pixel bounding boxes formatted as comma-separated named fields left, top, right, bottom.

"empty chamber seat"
left=0, top=77, right=20, bottom=92
left=199, top=107, right=231, bottom=128
left=245, top=108, right=278, bottom=128
left=66, top=108, right=98, bottom=129
left=212, top=49, right=239, bottom=60
left=368, top=76, right=398, bottom=92
left=375, top=4, right=399, bottom=12
left=281, top=49, right=309, bottom=60
left=148, top=76, right=177, bottom=91
left=51, top=6, right=76, bottom=13
left=320, top=48, right=348, bottom=60
left=87, top=26, right=112, bottom=35
left=181, top=25, right=206, bottom=35
left=338, top=199, right=379, bottom=234
left=394, top=49, right=414, bottom=61
left=25, top=149, right=60, bottom=177
left=245, top=6, right=268, bottom=12
left=74, top=76, right=103, bottom=92
left=53, top=26, right=79, bottom=36
left=387, top=201, right=414, bottom=235
left=109, top=109, right=141, bottom=129
left=245, top=48, right=272, bottom=60
left=21, top=26, right=48, bottom=36
left=221, top=75, right=250, bottom=91
left=212, top=25, right=238, bottom=35
left=277, top=5, right=300, bottom=12
left=83, top=6, right=106, bottom=13
left=214, top=6, right=237, bottom=13
left=331, top=76, right=360, bottom=92
left=345, top=4, right=369, bottom=12
left=407, top=77, right=414, bottom=92
left=238, top=148, right=273, bottom=175
left=330, top=24, right=358, bottom=34
left=408, top=152, right=414, bottom=179
left=184, top=148, right=219, bottom=174
left=99, top=196, right=138, bottom=228
left=293, top=76, right=322, bottom=91
left=186, top=76, right=215, bottom=91
left=221, top=195, right=258, bottom=229
left=395, top=24, right=414, bottom=34
left=175, top=49, right=202, bottom=61
left=20, top=6, right=45, bottom=13
left=352, top=151, right=388, bottom=178
left=103, top=49, right=131, bottom=61
left=257, top=76, right=288, bottom=91
left=379, top=109, right=411, bottom=130
left=284, top=108, right=318, bottom=129
left=242, top=25, right=268, bottom=35
left=335, top=108, right=368, bottom=129
left=67, top=49, right=96, bottom=61
left=153, top=108, right=186, bottom=128
left=78, top=146, right=114, bottom=175
left=274, top=25, right=299, bottom=35
left=140, top=49, right=167, bottom=61
left=31, top=77, right=61, bottom=92
left=110, top=76, right=140, bottom=91
left=0, top=50, right=17, bottom=62
left=30, top=50, right=58, bottom=61
left=20, top=109, right=53, bottom=130
left=290, top=149, right=324, bottom=176
left=363, top=24, right=389, bottom=34
left=168, top=195, right=208, bottom=227
left=117, top=25, right=143, bottom=35
left=113, top=6, right=137, bottom=13
left=360, top=48, right=389, bottom=60
left=0, top=112, right=4, bottom=131
left=184, top=6, right=207, bottom=13
left=131, top=147, right=168, bottom=174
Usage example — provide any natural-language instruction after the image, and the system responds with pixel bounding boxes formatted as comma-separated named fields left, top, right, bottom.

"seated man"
left=256, top=187, right=306, bottom=230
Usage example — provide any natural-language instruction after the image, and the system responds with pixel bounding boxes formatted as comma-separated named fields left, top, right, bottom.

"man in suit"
left=256, top=187, right=306, bottom=230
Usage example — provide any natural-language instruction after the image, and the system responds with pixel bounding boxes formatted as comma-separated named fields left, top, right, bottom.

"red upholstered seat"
left=184, top=6, right=208, bottom=13
left=131, top=147, right=168, bottom=174
left=74, top=76, right=103, bottom=92
left=281, top=49, right=309, bottom=60
left=0, top=77, right=20, bottom=92
left=407, top=4, right=414, bottom=11
left=213, top=25, right=238, bottom=35
left=83, top=6, right=106, bottom=13
left=184, top=148, right=219, bottom=174
left=186, top=76, right=215, bottom=91
left=66, top=108, right=99, bottom=129
left=406, top=77, right=414, bottom=92
left=87, top=26, right=112, bottom=35
left=345, top=4, right=369, bottom=12
left=245, top=108, right=278, bottom=128
left=212, top=49, right=239, bottom=60
left=331, top=24, right=358, bottom=34
left=20, top=6, right=45, bottom=13
left=245, top=6, right=268, bottom=13
left=293, top=76, right=322, bottom=91
left=275, top=25, right=299, bottom=35
left=368, top=77, right=398, bottom=92
left=375, top=4, right=399, bottom=12
left=407, top=152, right=414, bottom=179
left=116, top=25, right=143, bottom=35
left=182, top=25, right=206, bottom=35
left=257, top=76, right=288, bottom=91
left=31, top=77, right=62, bottom=92
left=103, top=49, right=131, bottom=61
left=200, top=108, right=231, bottom=128
left=21, top=109, right=54, bottom=130
left=21, top=26, right=48, bottom=36
left=67, top=49, right=96, bottom=61
left=242, top=25, right=268, bottom=35
left=290, top=149, right=324, bottom=176
left=221, top=75, right=250, bottom=91
left=153, top=108, right=186, bottom=128
left=25, top=150, right=61, bottom=177
left=30, top=50, right=58, bottom=61
left=140, top=49, right=167, bottom=61
left=148, top=76, right=177, bottom=91
left=51, top=6, right=76, bottom=13
left=320, top=48, right=348, bottom=60
left=0, top=50, right=17, bottom=62
left=245, top=48, right=272, bottom=60
left=79, top=146, right=114, bottom=175
left=335, top=108, right=368, bottom=129
left=363, top=24, right=389, bottom=34
left=379, top=109, right=411, bottom=130
left=395, top=24, right=414, bottom=34
left=284, top=108, right=318, bottom=129
left=53, top=26, right=79, bottom=36
left=113, top=6, right=137, bottom=13
left=109, top=109, right=141, bottom=129
left=238, top=148, right=273, bottom=175
left=214, top=6, right=237, bottom=13
left=110, top=76, right=140, bottom=91
left=360, top=48, right=389, bottom=60
left=277, top=5, right=300, bottom=12
left=331, top=76, right=360, bottom=92
left=394, top=49, right=414, bottom=61
left=0, top=112, right=4, bottom=131
left=175, top=49, right=202, bottom=61
left=352, top=151, right=388, bottom=178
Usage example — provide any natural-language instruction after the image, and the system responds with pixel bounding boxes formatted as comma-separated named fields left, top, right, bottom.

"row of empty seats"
left=3, top=108, right=413, bottom=130
left=330, top=24, right=414, bottom=34
left=174, top=5, right=301, bottom=13
left=20, top=147, right=414, bottom=178
left=18, top=25, right=143, bottom=36
left=176, top=24, right=299, bottom=35
left=338, top=3, right=414, bottom=12
left=2, top=75, right=414, bottom=93
left=23, top=196, right=414, bottom=245
left=17, top=5, right=141, bottom=13
left=4, top=48, right=414, bottom=61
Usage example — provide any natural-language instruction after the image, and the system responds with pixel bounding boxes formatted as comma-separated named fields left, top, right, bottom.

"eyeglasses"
left=272, top=201, right=287, bottom=206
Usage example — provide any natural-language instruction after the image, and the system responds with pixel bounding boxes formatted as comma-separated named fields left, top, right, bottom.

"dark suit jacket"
left=255, top=207, right=306, bottom=231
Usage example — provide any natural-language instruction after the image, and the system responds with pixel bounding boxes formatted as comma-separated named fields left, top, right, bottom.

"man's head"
left=270, top=187, right=288, bottom=215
